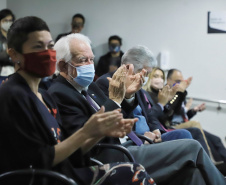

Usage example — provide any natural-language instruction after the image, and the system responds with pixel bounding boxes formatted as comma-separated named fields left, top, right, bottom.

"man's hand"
left=144, top=131, right=156, bottom=144
left=118, top=117, right=138, bottom=137
left=168, top=77, right=192, bottom=100
left=125, top=64, right=146, bottom=99
left=152, top=129, right=162, bottom=143
left=193, top=103, right=206, bottom=112
left=177, top=77, right=192, bottom=92
left=108, top=65, right=126, bottom=104
left=158, top=85, right=171, bottom=106
left=83, top=106, right=137, bottom=138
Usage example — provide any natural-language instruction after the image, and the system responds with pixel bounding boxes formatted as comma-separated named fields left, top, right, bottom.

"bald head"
left=167, top=69, right=184, bottom=87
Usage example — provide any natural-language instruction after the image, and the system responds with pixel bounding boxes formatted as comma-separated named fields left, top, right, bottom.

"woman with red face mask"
left=0, top=16, right=156, bottom=185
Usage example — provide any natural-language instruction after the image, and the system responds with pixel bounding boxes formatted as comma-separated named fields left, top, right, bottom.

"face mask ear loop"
left=15, top=61, right=21, bottom=72
left=67, top=62, right=77, bottom=80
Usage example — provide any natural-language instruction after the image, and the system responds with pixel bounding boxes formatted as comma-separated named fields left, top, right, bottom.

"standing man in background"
left=55, top=13, right=85, bottom=42
left=95, top=35, right=124, bottom=80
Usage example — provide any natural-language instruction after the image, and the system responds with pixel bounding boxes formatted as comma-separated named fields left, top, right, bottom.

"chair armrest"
left=136, top=134, right=154, bottom=144
left=90, top=157, right=103, bottom=166
left=94, top=143, right=136, bottom=162
left=0, top=169, right=77, bottom=185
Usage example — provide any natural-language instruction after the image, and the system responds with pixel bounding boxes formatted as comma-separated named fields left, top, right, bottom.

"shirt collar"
left=66, top=78, right=88, bottom=93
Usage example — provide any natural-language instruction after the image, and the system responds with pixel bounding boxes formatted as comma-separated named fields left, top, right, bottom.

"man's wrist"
left=110, top=97, right=123, bottom=105
left=125, top=93, right=135, bottom=99
left=157, top=102, right=165, bottom=110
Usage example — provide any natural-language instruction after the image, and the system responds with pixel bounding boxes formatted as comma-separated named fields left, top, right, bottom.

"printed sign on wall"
left=208, top=11, right=226, bottom=33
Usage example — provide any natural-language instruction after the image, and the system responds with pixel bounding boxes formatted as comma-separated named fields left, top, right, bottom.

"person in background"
left=166, top=68, right=226, bottom=168
left=0, top=9, right=15, bottom=82
left=95, top=35, right=124, bottom=80
left=0, top=16, right=155, bottom=185
left=48, top=34, right=226, bottom=184
left=41, top=13, right=86, bottom=90
left=96, top=51, right=193, bottom=144
left=142, top=67, right=166, bottom=104
left=144, top=67, right=226, bottom=175
left=55, top=13, right=85, bottom=42
left=166, top=69, right=206, bottom=122
left=143, top=68, right=211, bottom=153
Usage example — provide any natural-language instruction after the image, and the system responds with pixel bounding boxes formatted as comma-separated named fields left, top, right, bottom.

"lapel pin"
left=92, top=94, right=96, bottom=98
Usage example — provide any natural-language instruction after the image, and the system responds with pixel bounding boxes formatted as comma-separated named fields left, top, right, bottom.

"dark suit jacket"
left=55, top=32, right=72, bottom=42
left=0, top=73, right=88, bottom=184
left=95, top=51, right=124, bottom=78
left=147, top=90, right=188, bottom=126
left=48, top=75, right=137, bottom=145
left=164, top=90, right=197, bottom=123
left=96, top=72, right=167, bottom=133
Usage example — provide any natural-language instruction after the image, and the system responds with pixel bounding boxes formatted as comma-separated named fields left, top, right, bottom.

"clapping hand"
left=193, top=103, right=206, bottom=112
left=83, top=106, right=138, bottom=138
left=107, top=65, right=127, bottom=104
left=125, top=64, right=147, bottom=99
left=172, top=77, right=192, bottom=92
left=169, top=77, right=193, bottom=100
left=158, top=85, right=171, bottom=106
left=186, top=99, right=206, bottom=112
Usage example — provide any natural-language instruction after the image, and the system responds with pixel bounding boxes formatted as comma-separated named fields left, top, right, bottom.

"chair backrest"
left=0, top=169, right=77, bottom=185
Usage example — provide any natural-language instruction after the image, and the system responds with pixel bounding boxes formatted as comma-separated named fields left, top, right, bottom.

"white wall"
left=7, top=0, right=226, bottom=145
left=0, top=0, right=7, bottom=9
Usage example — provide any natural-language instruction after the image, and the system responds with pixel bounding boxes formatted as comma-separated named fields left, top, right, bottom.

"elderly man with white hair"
left=48, top=33, right=226, bottom=185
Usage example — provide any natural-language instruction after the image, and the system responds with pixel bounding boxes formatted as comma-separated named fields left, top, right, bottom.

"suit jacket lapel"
left=143, top=89, right=155, bottom=106
left=88, top=83, right=108, bottom=108
left=57, top=76, right=97, bottom=114
left=136, top=90, right=149, bottom=121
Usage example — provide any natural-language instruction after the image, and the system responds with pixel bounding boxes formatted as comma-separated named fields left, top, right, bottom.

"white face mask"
left=143, top=76, right=149, bottom=86
left=151, top=78, right=164, bottom=90
left=1, top=21, right=13, bottom=32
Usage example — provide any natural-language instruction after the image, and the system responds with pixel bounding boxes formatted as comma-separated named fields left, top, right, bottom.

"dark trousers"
left=205, top=130, right=226, bottom=163
left=105, top=139, right=226, bottom=185
left=161, top=129, right=193, bottom=141
left=186, top=127, right=210, bottom=156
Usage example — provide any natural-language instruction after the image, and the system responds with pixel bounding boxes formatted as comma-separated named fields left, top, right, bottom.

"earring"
left=17, top=61, right=20, bottom=64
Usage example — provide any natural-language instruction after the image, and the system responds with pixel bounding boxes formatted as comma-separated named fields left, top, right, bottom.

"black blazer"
left=0, top=73, right=87, bottom=184
left=48, top=75, right=136, bottom=145
left=146, top=89, right=196, bottom=127
left=95, top=51, right=124, bottom=78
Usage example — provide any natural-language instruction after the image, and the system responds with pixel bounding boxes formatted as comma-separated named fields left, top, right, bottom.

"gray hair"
left=54, top=33, right=91, bottom=70
left=121, top=45, right=157, bottom=73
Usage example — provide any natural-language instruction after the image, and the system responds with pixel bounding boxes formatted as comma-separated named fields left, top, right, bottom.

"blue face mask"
left=69, top=63, right=95, bottom=87
left=109, top=44, right=120, bottom=53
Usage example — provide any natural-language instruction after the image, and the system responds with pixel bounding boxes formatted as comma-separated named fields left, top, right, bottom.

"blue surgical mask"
left=109, top=44, right=120, bottom=53
left=69, top=63, right=95, bottom=87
